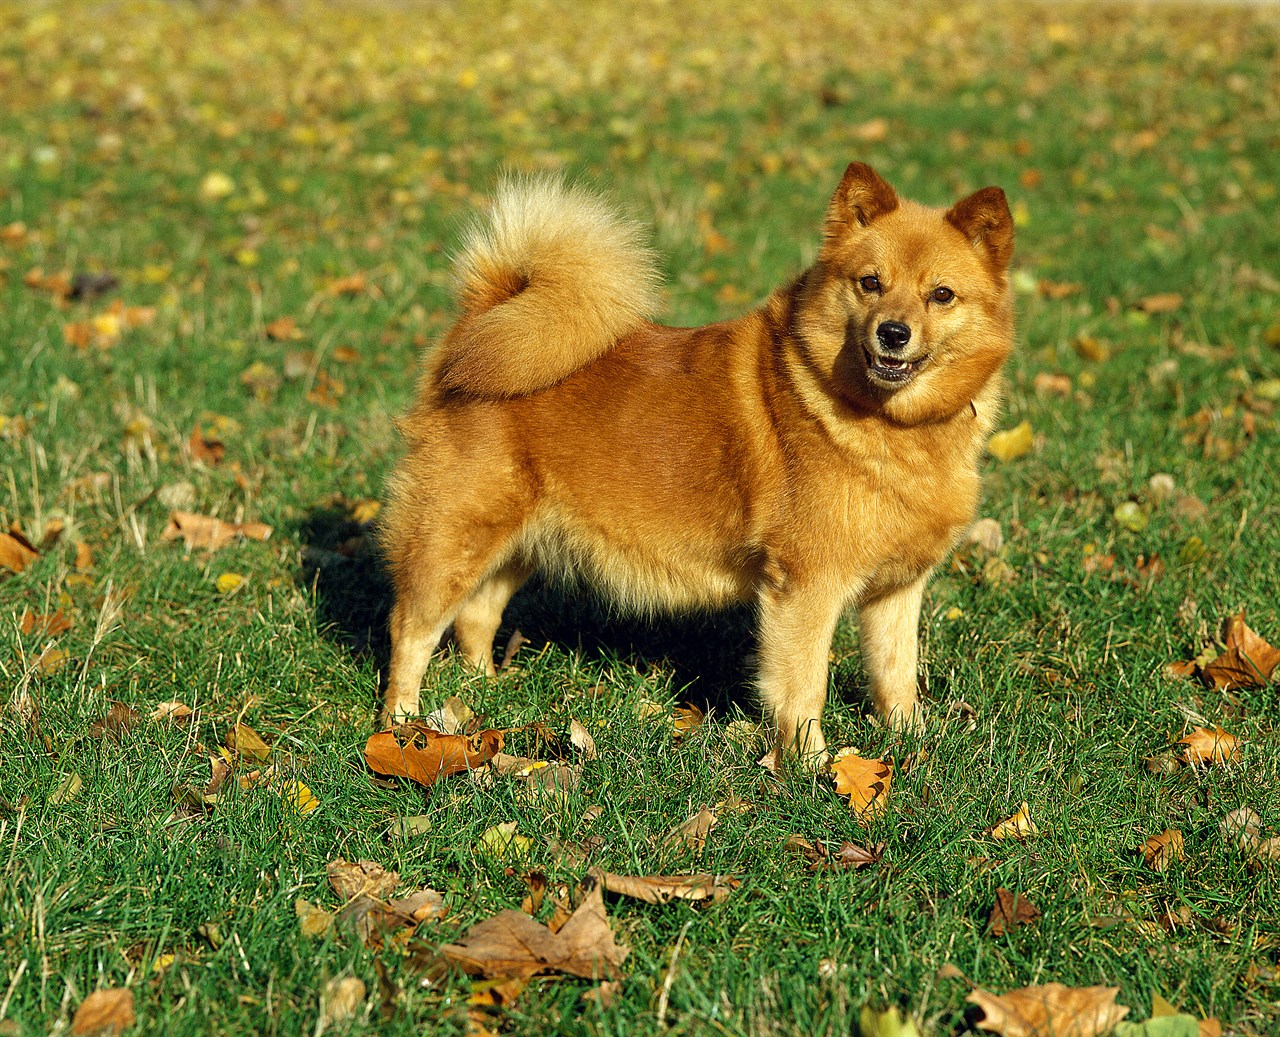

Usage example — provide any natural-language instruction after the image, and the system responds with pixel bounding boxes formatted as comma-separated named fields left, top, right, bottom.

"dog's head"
left=797, top=162, right=1015, bottom=425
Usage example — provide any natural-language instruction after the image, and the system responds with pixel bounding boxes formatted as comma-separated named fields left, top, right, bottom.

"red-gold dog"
left=380, top=163, right=1014, bottom=766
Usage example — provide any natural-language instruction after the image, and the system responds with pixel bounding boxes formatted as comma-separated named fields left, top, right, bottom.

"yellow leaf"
left=1177, top=726, right=1240, bottom=767
left=986, top=802, right=1038, bottom=840
left=199, top=170, right=236, bottom=201
left=829, top=751, right=892, bottom=823
left=216, top=572, right=245, bottom=593
left=987, top=421, right=1033, bottom=462
left=1139, top=829, right=1185, bottom=872
left=969, top=983, right=1128, bottom=1037
left=478, top=821, right=531, bottom=859
left=283, top=779, right=319, bottom=814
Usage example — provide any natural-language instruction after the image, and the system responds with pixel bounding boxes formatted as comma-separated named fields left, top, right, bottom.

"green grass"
left=2, top=2, right=1279, bottom=1034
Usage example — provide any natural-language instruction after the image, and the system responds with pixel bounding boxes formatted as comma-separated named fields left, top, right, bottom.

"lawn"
left=1, top=2, right=1278, bottom=1035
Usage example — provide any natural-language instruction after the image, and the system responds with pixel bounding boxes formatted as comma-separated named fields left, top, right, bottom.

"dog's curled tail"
left=433, top=176, right=662, bottom=397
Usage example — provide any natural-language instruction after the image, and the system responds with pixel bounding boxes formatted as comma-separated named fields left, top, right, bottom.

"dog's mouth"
left=864, top=347, right=930, bottom=385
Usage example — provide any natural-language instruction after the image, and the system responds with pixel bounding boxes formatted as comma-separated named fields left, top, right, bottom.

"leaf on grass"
left=968, top=983, right=1129, bottom=1037
left=0, top=529, right=39, bottom=573
left=89, top=702, right=140, bottom=741
left=662, top=806, right=717, bottom=854
left=20, top=609, right=72, bottom=637
left=1220, top=808, right=1261, bottom=854
left=265, top=315, right=304, bottom=341
left=71, top=987, right=135, bottom=1035
left=1139, top=829, right=1185, bottom=872
left=986, top=802, right=1039, bottom=841
left=478, top=822, right=532, bottom=860
left=830, top=751, right=892, bottom=822
left=1134, top=292, right=1183, bottom=314
left=859, top=1004, right=923, bottom=1037
left=569, top=718, right=597, bottom=760
left=339, top=888, right=447, bottom=948
left=594, top=868, right=740, bottom=904
left=1177, top=727, right=1240, bottom=767
left=319, top=976, right=366, bottom=1029
left=225, top=722, right=271, bottom=762
left=1201, top=612, right=1280, bottom=691
left=327, top=858, right=399, bottom=901
left=439, top=878, right=628, bottom=980
left=672, top=702, right=705, bottom=737
left=786, top=835, right=884, bottom=871
left=49, top=772, right=83, bottom=807
left=281, top=779, right=319, bottom=814
left=161, top=510, right=272, bottom=551
left=987, top=421, right=1034, bottom=462
left=150, top=701, right=194, bottom=723
left=295, top=898, right=335, bottom=938
left=364, top=723, right=504, bottom=787
left=987, top=887, right=1042, bottom=936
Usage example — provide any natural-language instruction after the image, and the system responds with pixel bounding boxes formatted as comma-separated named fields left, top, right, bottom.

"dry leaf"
left=986, top=802, right=1039, bottom=840
left=339, top=888, right=447, bottom=947
left=662, top=806, right=718, bottom=854
left=1134, top=292, right=1183, bottom=314
left=672, top=702, right=705, bottom=737
left=786, top=835, right=883, bottom=871
left=830, top=752, right=893, bottom=822
left=265, top=315, right=304, bottom=341
left=49, top=772, right=83, bottom=806
left=89, top=702, right=140, bottom=741
left=569, top=718, right=598, bottom=760
left=71, top=987, right=136, bottom=1035
left=161, top=510, right=272, bottom=551
left=225, top=722, right=271, bottom=762
left=987, top=421, right=1034, bottom=462
left=1220, top=807, right=1261, bottom=854
left=968, top=983, right=1129, bottom=1037
left=1201, top=612, right=1280, bottom=690
left=592, top=867, right=739, bottom=904
left=0, top=530, right=39, bottom=573
left=1177, top=726, right=1240, bottom=767
left=1139, top=829, right=1185, bottom=872
left=319, top=977, right=366, bottom=1029
left=439, top=878, right=628, bottom=980
left=296, top=898, right=335, bottom=938
left=327, top=858, right=399, bottom=901
left=422, top=695, right=475, bottom=735
left=365, top=723, right=504, bottom=787
left=987, top=887, right=1042, bottom=936
left=1037, top=279, right=1082, bottom=299
left=150, top=701, right=194, bottom=723
left=20, top=609, right=73, bottom=637
left=478, top=822, right=532, bottom=860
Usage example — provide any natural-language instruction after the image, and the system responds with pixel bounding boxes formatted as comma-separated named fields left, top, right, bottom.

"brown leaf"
left=662, top=806, right=717, bottom=855
left=295, top=898, right=335, bottom=938
left=421, top=695, right=475, bottom=735
left=71, top=987, right=136, bottom=1035
left=339, top=888, right=447, bottom=947
left=0, top=530, right=39, bottom=573
left=319, top=977, right=366, bottom=1028
left=968, top=982, right=1128, bottom=1037
left=20, top=609, right=73, bottom=638
left=569, top=718, right=597, bottom=760
left=987, top=887, right=1042, bottom=936
left=1139, top=829, right=1185, bottom=872
left=1134, top=292, right=1183, bottom=314
left=364, top=723, right=504, bottom=787
left=265, top=315, right=304, bottom=341
left=439, top=878, right=628, bottom=980
left=1037, top=279, right=1082, bottom=300
left=88, top=702, right=140, bottom=741
left=594, top=867, right=739, bottom=904
left=986, top=802, right=1039, bottom=841
left=160, top=510, right=272, bottom=551
left=327, top=858, right=399, bottom=901
left=224, top=722, right=271, bottom=762
left=1177, top=726, right=1241, bottom=767
left=786, top=835, right=883, bottom=871
left=1221, top=807, right=1261, bottom=854
left=1201, top=612, right=1280, bottom=690
left=672, top=702, right=705, bottom=737
left=1032, top=372, right=1073, bottom=397
left=830, top=752, right=893, bottom=822
left=150, top=701, right=194, bottom=723
left=187, top=425, right=224, bottom=466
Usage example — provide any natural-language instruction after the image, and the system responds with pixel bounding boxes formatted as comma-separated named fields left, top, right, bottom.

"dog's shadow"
left=296, top=507, right=759, bottom=717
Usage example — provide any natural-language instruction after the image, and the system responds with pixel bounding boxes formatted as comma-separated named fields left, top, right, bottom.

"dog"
left=379, top=163, right=1014, bottom=766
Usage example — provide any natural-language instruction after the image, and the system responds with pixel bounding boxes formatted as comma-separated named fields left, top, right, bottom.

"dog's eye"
left=859, top=275, right=882, bottom=293
left=931, top=286, right=955, bottom=304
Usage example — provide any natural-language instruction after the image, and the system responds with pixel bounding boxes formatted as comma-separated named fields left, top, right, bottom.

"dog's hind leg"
left=379, top=516, right=525, bottom=729
left=452, top=557, right=534, bottom=674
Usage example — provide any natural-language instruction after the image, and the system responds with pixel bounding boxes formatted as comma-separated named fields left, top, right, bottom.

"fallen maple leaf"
left=1200, top=612, right=1280, bottom=691
left=71, top=987, right=136, bottom=1035
left=20, top=609, right=72, bottom=637
left=439, top=878, right=628, bottom=980
left=88, top=702, right=140, bottom=741
left=365, top=723, right=504, bottom=787
left=786, top=835, right=884, bottom=872
left=987, top=887, right=1042, bottom=936
left=1177, top=726, right=1240, bottom=767
left=830, top=751, right=893, bottom=823
left=161, top=510, right=272, bottom=551
left=1139, top=829, right=1185, bottom=872
left=968, top=983, right=1129, bottom=1037
left=672, top=702, right=705, bottom=737
left=986, top=802, right=1039, bottom=840
left=327, top=858, right=399, bottom=901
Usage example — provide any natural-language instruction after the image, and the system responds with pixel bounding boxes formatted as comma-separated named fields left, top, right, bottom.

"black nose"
left=876, top=321, right=911, bottom=351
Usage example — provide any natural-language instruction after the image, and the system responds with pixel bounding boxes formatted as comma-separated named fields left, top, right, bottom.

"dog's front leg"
left=857, top=575, right=928, bottom=732
left=757, top=583, right=846, bottom=770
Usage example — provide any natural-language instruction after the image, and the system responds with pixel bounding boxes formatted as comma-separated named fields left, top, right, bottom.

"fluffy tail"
left=432, top=176, right=662, bottom=397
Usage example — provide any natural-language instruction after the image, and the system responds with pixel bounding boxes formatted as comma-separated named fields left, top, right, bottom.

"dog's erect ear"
left=945, top=186, right=1015, bottom=269
left=826, top=162, right=899, bottom=233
